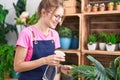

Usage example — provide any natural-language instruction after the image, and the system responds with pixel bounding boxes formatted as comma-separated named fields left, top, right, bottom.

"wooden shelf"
left=58, top=49, right=80, bottom=53
left=82, top=50, right=120, bottom=56
left=83, top=10, right=120, bottom=15
left=65, top=13, right=81, bottom=17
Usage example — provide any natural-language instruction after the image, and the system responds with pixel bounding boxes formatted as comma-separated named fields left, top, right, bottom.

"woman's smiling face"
left=44, top=6, right=64, bottom=29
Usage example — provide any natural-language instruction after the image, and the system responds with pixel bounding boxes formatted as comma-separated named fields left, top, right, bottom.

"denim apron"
left=19, top=30, right=56, bottom=80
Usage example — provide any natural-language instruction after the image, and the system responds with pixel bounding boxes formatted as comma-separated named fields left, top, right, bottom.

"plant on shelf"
left=106, top=33, right=117, bottom=51
left=117, top=33, right=120, bottom=49
left=107, top=2, right=114, bottom=11
left=98, top=32, right=108, bottom=50
left=58, top=26, right=72, bottom=49
left=70, top=29, right=79, bottom=49
left=115, top=34, right=120, bottom=50
left=70, top=55, right=120, bottom=80
left=99, top=3, right=105, bottom=11
left=92, top=3, right=99, bottom=12
left=86, top=4, right=92, bottom=12
left=0, top=44, right=15, bottom=80
left=115, top=0, right=120, bottom=10
left=87, top=33, right=97, bottom=50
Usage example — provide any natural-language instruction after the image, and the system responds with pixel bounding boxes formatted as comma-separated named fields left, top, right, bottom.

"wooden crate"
left=82, top=14, right=120, bottom=50
left=82, top=0, right=118, bottom=12
left=64, top=0, right=81, bottom=14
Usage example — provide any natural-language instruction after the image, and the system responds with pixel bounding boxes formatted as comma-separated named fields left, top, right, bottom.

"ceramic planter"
left=119, top=43, right=120, bottom=49
left=115, top=43, right=119, bottom=50
left=60, top=37, right=72, bottom=50
left=86, top=8, right=91, bottom=12
left=87, top=43, right=97, bottom=50
left=106, top=44, right=116, bottom=51
left=99, top=7, right=105, bottom=11
left=99, top=42, right=106, bottom=50
left=107, top=6, right=114, bottom=11
left=10, top=71, right=19, bottom=78
left=115, top=5, right=120, bottom=10
left=70, top=38, right=79, bottom=49
left=92, top=6, right=98, bottom=12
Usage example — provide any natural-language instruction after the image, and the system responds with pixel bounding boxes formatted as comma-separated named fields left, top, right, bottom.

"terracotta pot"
left=92, top=6, right=98, bottom=12
left=115, top=5, right=120, bottom=10
left=107, top=6, right=114, bottom=11
left=86, top=8, right=91, bottom=12
left=99, top=7, right=105, bottom=11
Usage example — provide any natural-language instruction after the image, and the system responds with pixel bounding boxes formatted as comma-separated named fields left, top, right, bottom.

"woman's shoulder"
left=19, top=26, right=34, bottom=38
left=50, top=28, right=58, bottom=34
left=22, top=26, right=34, bottom=34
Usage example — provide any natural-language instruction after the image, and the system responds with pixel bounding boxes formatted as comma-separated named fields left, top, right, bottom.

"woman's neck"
left=34, top=20, right=50, bottom=35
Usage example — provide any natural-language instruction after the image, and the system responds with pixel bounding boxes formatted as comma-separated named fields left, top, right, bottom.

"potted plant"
left=58, top=26, right=72, bottom=49
left=70, top=29, right=79, bottom=49
left=92, top=3, right=99, bottom=12
left=98, top=32, right=107, bottom=50
left=115, top=34, right=120, bottom=50
left=85, top=4, right=92, bottom=12
left=99, top=3, right=105, bottom=11
left=0, top=4, right=17, bottom=45
left=87, top=34, right=97, bottom=50
left=117, top=33, right=120, bottom=50
left=115, top=0, right=120, bottom=10
left=0, top=4, right=9, bottom=45
left=107, top=2, right=114, bottom=11
left=106, top=33, right=117, bottom=51
left=13, top=0, right=27, bottom=36
left=70, top=55, right=120, bottom=80
left=0, top=44, right=15, bottom=79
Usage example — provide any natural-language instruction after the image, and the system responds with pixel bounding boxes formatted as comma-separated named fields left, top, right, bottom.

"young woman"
left=14, top=0, right=71, bottom=80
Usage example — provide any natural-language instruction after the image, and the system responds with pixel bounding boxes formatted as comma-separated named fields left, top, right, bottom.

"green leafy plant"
left=108, top=2, right=114, bottom=6
left=71, top=55, right=120, bottom=80
left=72, top=29, right=79, bottom=38
left=0, top=44, right=15, bottom=80
left=58, top=26, right=72, bottom=38
left=106, top=33, right=117, bottom=44
left=87, top=34, right=97, bottom=44
left=0, top=4, right=17, bottom=45
left=99, top=3, right=105, bottom=8
left=98, top=32, right=108, bottom=42
left=13, top=0, right=26, bottom=17
left=115, top=34, right=120, bottom=43
left=27, top=12, right=40, bottom=26
left=115, top=0, right=120, bottom=5
left=86, top=4, right=92, bottom=8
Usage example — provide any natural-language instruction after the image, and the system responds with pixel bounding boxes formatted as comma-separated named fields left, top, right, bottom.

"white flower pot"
left=115, top=43, right=119, bottom=50
left=119, top=43, right=120, bottom=50
left=106, top=44, right=116, bottom=51
left=99, top=42, right=106, bottom=50
left=87, top=43, right=97, bottom=50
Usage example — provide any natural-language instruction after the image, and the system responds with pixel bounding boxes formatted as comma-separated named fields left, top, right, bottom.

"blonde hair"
left=38, top=0, right=64, bottom=16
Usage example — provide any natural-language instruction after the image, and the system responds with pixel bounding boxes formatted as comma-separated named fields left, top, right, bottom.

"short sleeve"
left=53, top=30, right=60, bottom=49
left=16, top=28, right=31, bottom=48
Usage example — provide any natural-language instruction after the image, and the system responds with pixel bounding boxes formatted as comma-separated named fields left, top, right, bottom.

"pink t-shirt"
left=16, top=26, right=60, bottom=61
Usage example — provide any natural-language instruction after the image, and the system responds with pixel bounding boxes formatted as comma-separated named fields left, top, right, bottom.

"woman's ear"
left=41, top=8, right=46, bottom=16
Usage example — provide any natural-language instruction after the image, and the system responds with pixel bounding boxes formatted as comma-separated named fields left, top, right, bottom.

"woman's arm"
left=14, top=46, right=65, bottom=72
left=14, top=46, right=46, bottom=72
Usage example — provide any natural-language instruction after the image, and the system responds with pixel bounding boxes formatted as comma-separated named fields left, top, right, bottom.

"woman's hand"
left=45, top=54, right=65, bottom=66
left=60, top=65, right=72, bottom=75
